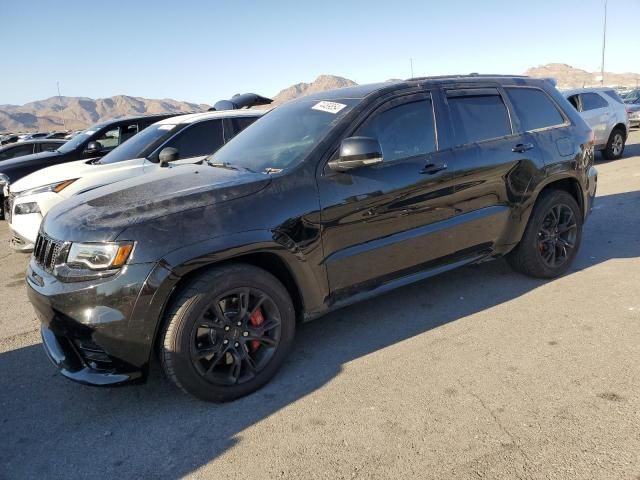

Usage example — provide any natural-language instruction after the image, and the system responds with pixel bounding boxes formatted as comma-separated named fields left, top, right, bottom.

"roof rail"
left=406, top=74, right=528, bottom=81
left=209, top=93, right=273, bottom=111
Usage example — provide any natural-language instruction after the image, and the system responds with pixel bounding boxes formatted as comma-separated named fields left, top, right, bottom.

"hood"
left=0, top=150, right=59, bottom=176
left=10, top=158, right=108, bottom=193
left=42, top=163, right=271, bottom=242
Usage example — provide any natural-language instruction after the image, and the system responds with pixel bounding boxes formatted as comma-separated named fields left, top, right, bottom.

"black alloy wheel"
left=536, top=204, right=578, bottom=268
left=190, top=288, right=282, bottom=386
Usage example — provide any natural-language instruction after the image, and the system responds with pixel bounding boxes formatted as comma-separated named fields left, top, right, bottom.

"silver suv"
left=564, top=88, right=630, bottom=160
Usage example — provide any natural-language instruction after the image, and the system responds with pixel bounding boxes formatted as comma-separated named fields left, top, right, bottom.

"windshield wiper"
left=207, top=160, right=256, bottom=173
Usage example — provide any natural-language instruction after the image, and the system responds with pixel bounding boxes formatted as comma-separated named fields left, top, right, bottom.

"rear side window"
left=582, top=92, right=608, bottom=111
left=230, top=116, right=259, bottom=140
left=447, top=92, right=511, bottom=145
left=40, top=142, right=61, bottom=152
left=603, top=90, right=624, bottom=104
left=163, top=119, right=224, bottom=159
left=506, top=88, right=564, bottom=132
left=356, top=99, right=436, bottom=162
left=0, top=143, right=34, bottom=160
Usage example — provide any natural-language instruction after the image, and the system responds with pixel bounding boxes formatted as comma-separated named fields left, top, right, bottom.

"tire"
left=602, top=127, right=625, bottom=160
left=507, top=189, right=582, bottom=279
left=160, top=264, right=295, bottom=402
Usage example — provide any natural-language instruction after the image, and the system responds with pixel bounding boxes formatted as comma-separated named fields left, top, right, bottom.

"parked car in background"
left=27, top=76, right=596, bottom=402
left=564, top=88, right=630, bottom=160
left=0, top=114, right=176, bottom=222
left=622, top=89, right=640, bottom=104
left=626, top=104, right=640, bottom=128
left=0, top=134, right=19, bottom=145
left=0, top=139, right=65, bottom=162
left=0, top=139, right=66, bottom=218
left=7, top=108, right=265, bottom=250
left=18, top=133, right=49, bottom=142
left=44, top=132, right=69, bottom=139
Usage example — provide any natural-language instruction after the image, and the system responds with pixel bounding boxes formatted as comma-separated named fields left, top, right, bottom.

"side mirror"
left=85, top=141, right=102, bottom=155
left=159, top=147, right=179, bottom=167
left=328, top=137, right=383, bottom=172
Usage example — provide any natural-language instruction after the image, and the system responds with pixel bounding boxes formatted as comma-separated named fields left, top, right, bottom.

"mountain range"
left=2, top=65, right=639, bottom=133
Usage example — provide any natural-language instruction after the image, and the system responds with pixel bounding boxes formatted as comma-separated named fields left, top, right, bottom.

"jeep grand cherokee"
left=26, top=76, right=597, bottom=401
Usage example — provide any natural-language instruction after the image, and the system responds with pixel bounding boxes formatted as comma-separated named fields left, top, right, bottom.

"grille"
left=73, top=339, right=113, bottom=369
left=33, top=233, right=65, bottom=272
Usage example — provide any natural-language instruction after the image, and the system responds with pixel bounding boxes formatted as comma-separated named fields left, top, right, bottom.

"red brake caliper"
left=248, top=308, right=265, bottom=352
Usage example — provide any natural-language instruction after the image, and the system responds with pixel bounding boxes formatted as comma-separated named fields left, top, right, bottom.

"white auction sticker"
left=84, top=130, right=96, bottom=135
left=158, top=124, right=176, bottom=130
left=312, top=101, right=347, bottom=114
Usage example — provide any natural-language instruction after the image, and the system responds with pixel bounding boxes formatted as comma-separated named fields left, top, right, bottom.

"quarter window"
left=162, top=120, right=224, bottom=159
left=447, top=92, right=511, bottom=145
left=0, top=144, right=34, bottom=160
left=356, top=99, right=436, bottom=162
left=506, top=88, right=564, bottom=131
left=581, top=92, right=608, bottom=111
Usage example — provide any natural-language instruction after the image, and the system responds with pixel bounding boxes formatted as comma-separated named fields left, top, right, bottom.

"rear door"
left=318, top=91, right=459, bottom=294
left=442, top=86, right=542, bottom=252
left=580, top=92, right=610, bottom=145
left=0, top=143, right=36, bottom=161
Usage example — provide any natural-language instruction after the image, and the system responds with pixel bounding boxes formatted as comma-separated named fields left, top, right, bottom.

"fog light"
left=14, top=202, right=41, bottom=215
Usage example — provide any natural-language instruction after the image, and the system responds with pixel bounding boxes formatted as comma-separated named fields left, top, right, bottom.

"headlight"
left=14, top=202, right=41, bottom=215
left=66, top=242, right=134, bottom=270
left=18, top=179, right=77, bottom=197
left=0, top=173, right=9, bottom=187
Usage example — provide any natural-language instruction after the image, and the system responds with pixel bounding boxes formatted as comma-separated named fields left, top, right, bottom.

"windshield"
left=56, top=126, right=99, bottom=153
left=207, top=98, right=359, bottom=172
left=98, top=124, right=178, bottom=164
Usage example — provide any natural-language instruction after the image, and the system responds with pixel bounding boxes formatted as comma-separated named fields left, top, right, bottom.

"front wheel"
left=160, top=264, right=295, bottom=402
left=507, top=189, right=582, bottom=278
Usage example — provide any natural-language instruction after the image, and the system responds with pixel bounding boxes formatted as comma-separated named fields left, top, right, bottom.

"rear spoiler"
left=209, top=93, right=273, bottom=111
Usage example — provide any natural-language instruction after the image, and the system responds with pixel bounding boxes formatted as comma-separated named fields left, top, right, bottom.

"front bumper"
left=27, top=258, right=174, bottom=386
left=9, top=229, right=34, bottom=252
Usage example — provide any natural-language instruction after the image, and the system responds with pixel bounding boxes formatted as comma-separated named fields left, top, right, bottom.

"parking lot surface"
left=1, top=132, right=640, bottom=479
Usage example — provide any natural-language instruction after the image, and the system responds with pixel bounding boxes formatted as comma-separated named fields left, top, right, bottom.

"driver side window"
left=94, top=127, right=120, bottom=150
left=355, top=99, right=436, bottom=162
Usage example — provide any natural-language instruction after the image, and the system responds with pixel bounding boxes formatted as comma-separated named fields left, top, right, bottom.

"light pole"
left=600, top=0, right=607, bottom=86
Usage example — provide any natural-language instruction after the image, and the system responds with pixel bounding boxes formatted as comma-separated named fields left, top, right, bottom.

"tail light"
left=588, top=130, right=595, bottom=145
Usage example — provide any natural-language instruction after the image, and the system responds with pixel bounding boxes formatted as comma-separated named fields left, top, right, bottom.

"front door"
left=317, top=92, right=458, bottom=296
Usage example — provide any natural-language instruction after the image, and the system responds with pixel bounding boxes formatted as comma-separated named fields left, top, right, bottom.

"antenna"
left=410, top=58, right=414, bottom=78
left=57, top=81, right=67, bottom=131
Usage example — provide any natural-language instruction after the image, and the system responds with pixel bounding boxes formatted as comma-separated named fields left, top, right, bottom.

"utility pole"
left=600, top=0, right=607, bottom=86
left=410, top=58, right=414, bottom=79
left=57, top=81, right=67, bottom=131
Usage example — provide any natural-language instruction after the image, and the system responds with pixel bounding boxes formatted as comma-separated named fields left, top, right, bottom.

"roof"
left=562, top=87, right=616, bottom=96
left=155, top=109, right=268, bottom=126
left=91, top=112, right=178, bottom=129
left=298, top=75, right=548, bottom=103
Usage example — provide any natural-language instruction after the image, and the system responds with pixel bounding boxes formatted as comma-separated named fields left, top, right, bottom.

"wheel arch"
left=612, top=122, right=627, bottom=139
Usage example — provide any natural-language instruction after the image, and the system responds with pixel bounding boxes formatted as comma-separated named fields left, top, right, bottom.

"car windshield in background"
left=56, top=127, right=96, bottom=153
left=98, top=124, right=179, bottom=164
left=207, top=98, right=359, bottom=173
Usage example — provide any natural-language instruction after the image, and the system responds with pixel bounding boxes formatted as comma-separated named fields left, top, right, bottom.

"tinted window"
left=447, top=93, right=511, bottom=145
left=567, top=95, right=580, bottom=111
left=506, top=88, right=564, bottom=131
left=119, top=123, right=139, bottom=144
left=603, top=90, right=624, bottom=104
left=163, top=120, right=224, bottom=159
left=582, top=92, right=608, bottom=111
left=40, top=142, right=62, bottom=152
left=230, top=117, right=259, bottom=139
left=0, top=144, right=34, bottom=161
left=356, top=100, right=436, bottom=162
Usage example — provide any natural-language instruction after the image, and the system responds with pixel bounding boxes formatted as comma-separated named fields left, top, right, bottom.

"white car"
left=6, top=109, right=265, bottom=251
left=563, top=88, right=630, bottom=160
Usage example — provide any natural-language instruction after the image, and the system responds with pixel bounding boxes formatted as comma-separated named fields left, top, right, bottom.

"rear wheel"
left=602, top=127, right=625, bottom=160
left=161, top=264, right=295, bottom=402
left=507, top=189, right=582, bottom=278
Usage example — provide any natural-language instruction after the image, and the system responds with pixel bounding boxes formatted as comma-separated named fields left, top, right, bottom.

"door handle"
left=512, top=143, right=534, bottom=153
left=420, top=162, right=447, bottom=175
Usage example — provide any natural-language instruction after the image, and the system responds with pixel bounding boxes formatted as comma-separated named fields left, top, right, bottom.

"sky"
left=1, top=0, right=638, bottom=106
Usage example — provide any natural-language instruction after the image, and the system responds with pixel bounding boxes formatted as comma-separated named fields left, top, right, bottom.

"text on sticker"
left=312, top=101, right=347, bottom=114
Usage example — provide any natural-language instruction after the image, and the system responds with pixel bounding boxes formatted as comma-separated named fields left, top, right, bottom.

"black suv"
left=0, top=114, right=175, bottom=218
left=27, top=76, right=597, bottom=401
